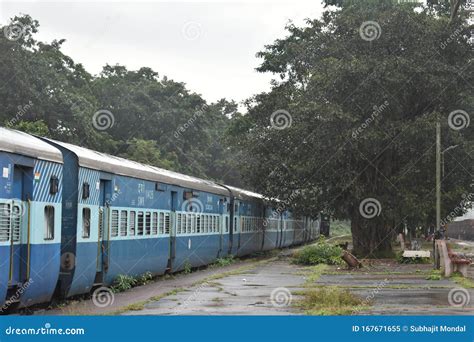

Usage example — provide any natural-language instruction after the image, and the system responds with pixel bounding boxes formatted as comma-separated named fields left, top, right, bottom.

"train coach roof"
left=0, top=127, right=63, bottom=163
left=44, top=138, right=232, bottom=196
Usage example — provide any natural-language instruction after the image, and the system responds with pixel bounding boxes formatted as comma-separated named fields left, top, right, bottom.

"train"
left=0, top=127, right=322, bottom=310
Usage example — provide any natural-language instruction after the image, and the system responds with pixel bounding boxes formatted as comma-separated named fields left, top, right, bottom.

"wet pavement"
left=125, top=259, right=306, bottom=315
left=41, top=243, right=474, bottom=316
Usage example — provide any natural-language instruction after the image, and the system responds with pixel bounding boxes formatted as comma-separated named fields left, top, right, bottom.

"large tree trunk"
left=351, top=213, right=393, bottom=258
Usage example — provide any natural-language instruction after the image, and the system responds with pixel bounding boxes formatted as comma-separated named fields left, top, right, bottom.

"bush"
left=293, top=238, right=344, bottom=265
left=112, top=272, right=154, bottom=292
left=112, top=274, right=137, bottom=292
left=214, top=256, right=235, bottom=267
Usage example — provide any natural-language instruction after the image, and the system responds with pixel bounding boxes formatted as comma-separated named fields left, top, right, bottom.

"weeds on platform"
left=295, top=286, right=368, bottom=315
left=293, top=238, right=344, bottom=266
left=112, top=271, right=154, bottom=293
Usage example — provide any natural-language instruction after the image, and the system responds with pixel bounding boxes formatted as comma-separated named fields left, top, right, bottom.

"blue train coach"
left=0, top=127, right=320, bottom=309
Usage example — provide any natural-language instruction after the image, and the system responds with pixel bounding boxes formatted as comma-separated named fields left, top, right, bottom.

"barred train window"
left=111, top=210, right=119, bottom=237
left=196, top=215, right=201, bottom=233
left=137, top=212, right=144, bottom=235
left=129, top=211, right=136, bottom=235
left=187, top=214, right=192, bottom=234
left=159, top=212, right=165, bottom=234
left=120, top=211, right=128, bottom=236
left=44, top=206, right=55, bottom=240
left=82, top=208, right=91, bottom=238
left=145, top=212, right=151, bottom=235
left=164, top=213, right=170, bottom=234
left=176, top=213, right=182, bottom=234
left=152, top=212, right=158, bottom=235
left=0, top=203, right=10, bottom=242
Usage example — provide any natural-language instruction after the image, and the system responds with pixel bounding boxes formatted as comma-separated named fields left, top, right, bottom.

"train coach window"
left=159, top=212, right=165, bottom=234
left=44, top=206, right=55, bottom=240
left=129, top=211, right=136, bottom=236
left=137, top=212, right=144, bottom=235
left=120, top=211, right=128, bottom=236
left=152, top=212, right=158, bottom=235
left=82, top=208, right=91, bottom=238
left=164, top=213, right=171, bottom=234
left=176, top=213, right=182, bottom=235
left=49, top=176, right=59, bottom=195
left=111, top=210, right=119, bottom=237
left=145, top=212, right=151, bottom=235
left=82, top=182, right=90, bottom=199
left=196, top=215, right=201, bottom=233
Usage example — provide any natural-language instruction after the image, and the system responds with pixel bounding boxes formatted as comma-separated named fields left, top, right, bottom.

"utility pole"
left=436, top=122, right=441, bottom=231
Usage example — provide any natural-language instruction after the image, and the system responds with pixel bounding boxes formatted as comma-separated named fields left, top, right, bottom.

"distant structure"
left=447, top=219, right=474, bottom=241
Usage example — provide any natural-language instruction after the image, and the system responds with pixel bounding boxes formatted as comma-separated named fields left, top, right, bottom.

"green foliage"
left=229, top=1, right=474, bottom=255
left=426, top=269, right=442, bottom=280
left=183, top=260, right=193, bottom=274
left=297, top=286, right=368, bottom=315
left=293, top=238, right=344, bottom=265
left=0, top=15, right=243, bottom=187
left=7, top=120, right=50, bottom=136
left=137, top=271, right=154, bottom=286
left=112, top=274, right=137, bottom=293
left=112, top=272, right=154, bottom=292
left=214, top=255, right=235, bottom=267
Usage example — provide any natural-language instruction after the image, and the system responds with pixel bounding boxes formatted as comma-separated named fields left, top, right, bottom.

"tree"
left=0, top=14, right=243, bottom=186
left=229, top=1, right=473, bottom=256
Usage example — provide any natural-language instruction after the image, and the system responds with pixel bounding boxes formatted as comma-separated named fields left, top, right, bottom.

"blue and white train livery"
left=0, top=127, right=321, bottom=310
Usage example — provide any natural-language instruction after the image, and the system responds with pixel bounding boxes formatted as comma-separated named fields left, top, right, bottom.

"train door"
left=9, top=165, right=33, bottom=286
left=96, top=179, right=112, bottom=280
left=168, top=191, right=177, bottom=271
left=217, top=198, right=225, bottom=257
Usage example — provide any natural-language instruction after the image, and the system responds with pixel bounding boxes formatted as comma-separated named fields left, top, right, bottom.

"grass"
left=451, top=273, right=474, bottom=288
left=295, top=286, right=369, bottom=315
left=212, top=255, right=236, bottom=267
left=302, top=264, right=330, bottom=285
left=426, top=269, right=442, bottom=281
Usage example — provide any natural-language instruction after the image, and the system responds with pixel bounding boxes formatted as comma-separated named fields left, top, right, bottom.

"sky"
left=0, top=0, right=326, bottom=106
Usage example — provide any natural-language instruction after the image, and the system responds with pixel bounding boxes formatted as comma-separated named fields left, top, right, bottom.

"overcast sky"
left=0, top=0, right=325, bottom=105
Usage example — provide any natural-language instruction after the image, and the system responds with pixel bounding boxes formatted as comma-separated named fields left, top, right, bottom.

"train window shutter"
left=49, top=176, right=59, bottom=195
left=82, top=182, right=90, bottom=199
